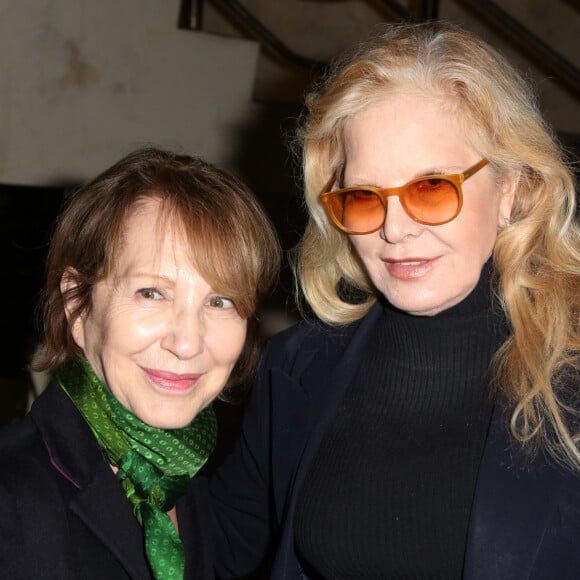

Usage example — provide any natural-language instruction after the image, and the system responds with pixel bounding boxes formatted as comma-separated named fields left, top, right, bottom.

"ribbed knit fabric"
left=294, top=265, right=506, bottom=580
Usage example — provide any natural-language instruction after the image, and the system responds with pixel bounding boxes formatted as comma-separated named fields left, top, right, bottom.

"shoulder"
left=0, top=415, right=73, bottom=527
left=0, top=416, right=48, bottom=483
left=266, top=317, right=342, bottom=352
left=0, top=382, right=95, bottom=494
left=481, top=396, right=580, bottom=510
left=262, top=314, right=369, bottom=372
left=0, top=415, right=68, bottom=544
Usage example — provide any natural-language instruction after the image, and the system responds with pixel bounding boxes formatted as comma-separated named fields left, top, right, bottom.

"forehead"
left=113, top=198, right=194, bottom=277
left=342, top=93, right=471, bottom=173
left=346, top=92, right=460, bottom=136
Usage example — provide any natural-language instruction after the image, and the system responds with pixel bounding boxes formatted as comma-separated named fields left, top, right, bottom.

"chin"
left=137, top=409, right=198, bottom=430
left=149, top=420, right=190, bottom=430
left=387, top=293, right=442, bottom=317
left=160, top=415, right=198, bottom=430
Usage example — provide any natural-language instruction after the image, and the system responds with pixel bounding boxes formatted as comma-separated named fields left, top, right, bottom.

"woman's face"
left=344, top=93, right=515, bottom=316
left=66, top=198, right=247, bottom=429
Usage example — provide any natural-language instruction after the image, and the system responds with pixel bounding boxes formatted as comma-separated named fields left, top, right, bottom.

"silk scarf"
left=57, top=357, right=217, bottom=580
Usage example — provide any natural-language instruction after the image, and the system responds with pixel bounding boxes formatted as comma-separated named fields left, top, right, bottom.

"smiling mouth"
left=383, top=257, right=434, bottom=265
left=382, top=257, right=438, bottom=280
left=396, top=260, right=428, bottom=266
left=143, top=368, right=202, bottom=392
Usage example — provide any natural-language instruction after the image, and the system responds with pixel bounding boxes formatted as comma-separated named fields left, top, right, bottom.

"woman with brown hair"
left=0, top=146, right=280, bottom=579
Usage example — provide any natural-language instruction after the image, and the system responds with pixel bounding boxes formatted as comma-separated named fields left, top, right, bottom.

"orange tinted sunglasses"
left=319, top=159, right=489, bottom=235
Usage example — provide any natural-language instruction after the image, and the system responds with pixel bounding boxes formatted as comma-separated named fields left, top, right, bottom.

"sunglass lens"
left=404, top=178, right=460, bottom=224
left=336, top=190, right=384, bottom=233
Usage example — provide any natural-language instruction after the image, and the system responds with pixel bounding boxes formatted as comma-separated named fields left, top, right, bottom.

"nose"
left=381, top=196, right=424, bottom=243
left=161, top=309, right=204, bottom=360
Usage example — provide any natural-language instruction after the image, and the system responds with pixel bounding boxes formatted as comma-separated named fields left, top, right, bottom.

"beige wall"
left=0, top=1, right=577, bottom=187
left=0, top=0, right=260, bottom=185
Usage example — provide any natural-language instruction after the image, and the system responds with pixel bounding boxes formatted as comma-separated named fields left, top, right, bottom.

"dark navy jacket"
left=208, top=303, right=580, bottom=579
left=0, top=382, right=213, bottom=579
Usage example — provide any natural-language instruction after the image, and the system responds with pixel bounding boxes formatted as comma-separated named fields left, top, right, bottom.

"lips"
left=143, top=368, right=202, bottom=392
left=382, top=257, right=438, bottom=280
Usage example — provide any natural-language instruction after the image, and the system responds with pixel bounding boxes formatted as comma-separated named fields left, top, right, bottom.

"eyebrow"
left=119, top=271, right=176, bottom=285
left=343, top=165, right=462, bottom=188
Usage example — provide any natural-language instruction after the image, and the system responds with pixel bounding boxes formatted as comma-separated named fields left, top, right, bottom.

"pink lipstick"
left=143, top=368, right=201, bottom=392
left=382, top=257, right=438, bottom=281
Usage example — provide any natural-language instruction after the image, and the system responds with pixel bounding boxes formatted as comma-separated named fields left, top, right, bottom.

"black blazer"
left=208, top=303, right=580, bottom=579
left=0, top=381, right=213, bottom=579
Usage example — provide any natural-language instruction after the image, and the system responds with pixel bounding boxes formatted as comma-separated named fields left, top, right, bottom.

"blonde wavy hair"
left=293, top=21, right=580, bottom=470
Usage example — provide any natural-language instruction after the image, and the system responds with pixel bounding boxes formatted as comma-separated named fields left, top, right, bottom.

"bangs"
left=154, top=195, right=260, bottom=319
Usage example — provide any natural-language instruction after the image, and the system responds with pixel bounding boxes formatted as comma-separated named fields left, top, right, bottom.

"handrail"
left=208, top=0, right=326, bottom=70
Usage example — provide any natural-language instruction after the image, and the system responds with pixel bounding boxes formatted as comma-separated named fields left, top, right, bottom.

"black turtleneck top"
left=294, top=266, right=507, bottom=579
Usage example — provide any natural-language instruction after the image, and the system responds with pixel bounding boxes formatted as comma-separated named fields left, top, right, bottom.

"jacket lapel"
left=69, top=465, right=152, bottom=579
left=31, top=383, right=152, bottom=579
left=292, top=303, right=384, bottom=495
left=270, top=303, right=383, bottom=578
left=463, top=402, right=560, bottom=579
left=270, top=368, right=311, bottom=521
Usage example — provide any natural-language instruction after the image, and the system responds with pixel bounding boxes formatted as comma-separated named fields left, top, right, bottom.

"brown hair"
left=34, top=146, right=281, bottom=391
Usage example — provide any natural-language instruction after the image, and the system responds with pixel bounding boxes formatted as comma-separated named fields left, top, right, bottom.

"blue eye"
left=138, top=288, right=162, bottom=300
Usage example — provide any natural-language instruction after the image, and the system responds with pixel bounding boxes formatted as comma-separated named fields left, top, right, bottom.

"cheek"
left=451, top=191, right=501, bottom=253
left=78, top=306, right=134, bottom=360
left=115, top=313, right=162, bottom=344
left=474, top=215, right=500, bottom=255
left=209, top=320, right=247, bottom=366
left=101, top=303, right=164, bottom=349
left=349, top=235, right=375, bottom=265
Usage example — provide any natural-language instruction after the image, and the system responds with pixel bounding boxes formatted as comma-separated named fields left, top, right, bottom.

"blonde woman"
left=208, top=21, right=580, bottom=579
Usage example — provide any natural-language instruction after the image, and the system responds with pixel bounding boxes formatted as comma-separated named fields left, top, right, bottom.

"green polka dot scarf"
left=56, top=357, right=217, bottom=580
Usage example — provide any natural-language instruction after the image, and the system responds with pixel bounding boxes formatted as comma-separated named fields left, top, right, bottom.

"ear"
left=60, top=267, right=86, bottom=349
left=497, top=170, right=519, bottom=229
